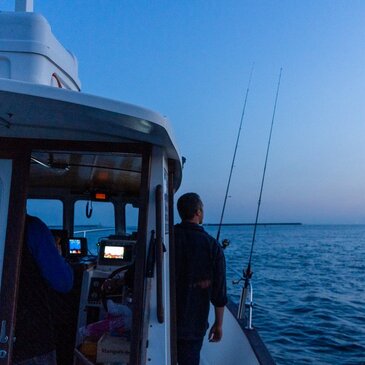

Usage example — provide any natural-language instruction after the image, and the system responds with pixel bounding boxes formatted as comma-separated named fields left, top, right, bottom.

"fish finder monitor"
left=68, top=237, right=87, bottom=257
left=104, top=245, right=125, bottom=259
left=98, top=239, right=134, bottom=267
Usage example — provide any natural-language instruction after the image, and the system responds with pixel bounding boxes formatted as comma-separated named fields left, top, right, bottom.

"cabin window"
left=125, top=204, right=138, bottom=235
left=74, top=200, right=115, bottom=255
left=26, top=198, right=63, bottom=227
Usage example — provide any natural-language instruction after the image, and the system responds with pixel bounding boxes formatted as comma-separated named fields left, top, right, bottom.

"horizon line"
left=203, top=222, right=302, bottom=226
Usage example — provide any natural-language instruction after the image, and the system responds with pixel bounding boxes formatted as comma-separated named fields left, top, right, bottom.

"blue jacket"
left=26, top=215, right=73, bottom=292
left=14, top=215, right=73, bottom=362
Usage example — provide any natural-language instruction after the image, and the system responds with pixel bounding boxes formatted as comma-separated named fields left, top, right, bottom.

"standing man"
left=174, top=193, right=227, bottom=365
left=13, top=214, right=74, bottom=365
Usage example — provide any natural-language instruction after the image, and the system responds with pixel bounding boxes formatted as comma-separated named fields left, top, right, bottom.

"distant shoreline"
left=203, top=222, right=302, bottom=226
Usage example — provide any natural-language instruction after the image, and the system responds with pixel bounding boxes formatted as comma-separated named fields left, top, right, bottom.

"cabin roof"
left=0, top=78, right=182, bottom=188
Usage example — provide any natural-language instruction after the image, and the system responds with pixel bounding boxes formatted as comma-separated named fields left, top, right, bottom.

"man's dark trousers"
left=177, top=338, right=204, bottom=365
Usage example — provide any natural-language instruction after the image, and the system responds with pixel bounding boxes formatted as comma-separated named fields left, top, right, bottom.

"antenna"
left=15, top=0, right=34, bottom=12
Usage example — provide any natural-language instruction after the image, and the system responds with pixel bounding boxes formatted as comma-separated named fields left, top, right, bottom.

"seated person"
left=13, top=215, right=74, bottom=365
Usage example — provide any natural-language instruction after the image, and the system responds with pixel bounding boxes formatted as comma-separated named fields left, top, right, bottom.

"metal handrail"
left=74, top=227, right=114, bottom=238
left=155, top=184, right=164, bottom=323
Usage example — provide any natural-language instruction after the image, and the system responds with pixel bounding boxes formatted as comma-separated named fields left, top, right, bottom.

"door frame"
left=0, top=148, right=31, bottom=364
left=0, top=137, right=153, bottom=364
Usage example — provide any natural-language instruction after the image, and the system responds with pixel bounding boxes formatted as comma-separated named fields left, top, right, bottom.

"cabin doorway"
left=0, top=150, right=30, bottom=365
left=0, top=139, right=153, bottom=365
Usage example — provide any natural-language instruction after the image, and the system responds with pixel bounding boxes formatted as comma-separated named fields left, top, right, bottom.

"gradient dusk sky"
left=3, top=0, right=365, bottom=224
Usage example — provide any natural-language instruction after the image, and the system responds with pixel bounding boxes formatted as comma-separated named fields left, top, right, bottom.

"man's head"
left=177, top=193, right=204, bottom=224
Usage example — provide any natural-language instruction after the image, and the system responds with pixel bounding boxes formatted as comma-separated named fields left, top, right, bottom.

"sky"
left=3, top=0, right=365, bottom=224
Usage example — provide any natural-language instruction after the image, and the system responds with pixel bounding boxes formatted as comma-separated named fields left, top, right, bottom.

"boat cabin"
left=0, top=4, right=182, bottom=364
left=0, top=2, right=275, bottom=365
left=0, top=88, right=181, bottom=365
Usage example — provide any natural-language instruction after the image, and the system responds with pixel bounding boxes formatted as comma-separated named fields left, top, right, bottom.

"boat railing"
left=74, top=227, right=114, bottom=238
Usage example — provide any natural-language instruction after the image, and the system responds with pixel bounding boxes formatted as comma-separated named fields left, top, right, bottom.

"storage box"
left=96, top=334, right=130, bottom=364
left=79, top=340, right=97, bottom=359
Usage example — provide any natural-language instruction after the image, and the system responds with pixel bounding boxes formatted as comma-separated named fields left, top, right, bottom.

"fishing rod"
left=216, top=65, right=254, bottom=245
left=237, top=68, right=283, bottom=328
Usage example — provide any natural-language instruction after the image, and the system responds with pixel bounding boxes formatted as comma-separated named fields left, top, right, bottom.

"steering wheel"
left=100, top=264, right=132, bottom=311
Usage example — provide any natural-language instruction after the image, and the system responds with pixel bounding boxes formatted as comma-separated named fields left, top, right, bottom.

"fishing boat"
left=0, top=1, right=275, bottom=364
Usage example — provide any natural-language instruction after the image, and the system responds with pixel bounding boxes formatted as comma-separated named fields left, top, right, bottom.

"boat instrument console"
left=74, top=237, right=136, bottom=362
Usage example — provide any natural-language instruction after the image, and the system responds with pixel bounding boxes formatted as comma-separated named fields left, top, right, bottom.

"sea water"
left=81, top=225, right=365, bottom=365
left=204, top=225, right=365, bottom=365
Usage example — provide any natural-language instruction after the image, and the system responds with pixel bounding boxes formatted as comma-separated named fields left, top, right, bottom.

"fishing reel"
left=232, top=267, right=253, bottom=285
left=221, top=238, right=230, bottom=250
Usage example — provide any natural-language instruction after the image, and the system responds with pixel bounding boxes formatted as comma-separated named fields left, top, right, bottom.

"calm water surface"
left=204, top=225, right=365, bottom=365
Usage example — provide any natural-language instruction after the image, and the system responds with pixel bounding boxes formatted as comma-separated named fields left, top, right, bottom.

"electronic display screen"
left=103, top=245, right=125, bottom=260
left=69, top=238, right=83, bottom=255
left=97, top=240, right=134, bottom=266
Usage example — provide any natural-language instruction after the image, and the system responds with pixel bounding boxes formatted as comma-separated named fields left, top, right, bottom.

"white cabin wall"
left=0, top=57, right=10, bottom=78
left=145, top=146, right=171, bottom=365
left=0, top=12, right=81, bottom=90
left=0, top=160, right=12, bottom=289
left=0, top=52, right=77, bottom=90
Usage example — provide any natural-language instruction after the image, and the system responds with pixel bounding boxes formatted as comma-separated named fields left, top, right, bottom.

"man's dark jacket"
left=174, top=222, right=227, bottom=339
